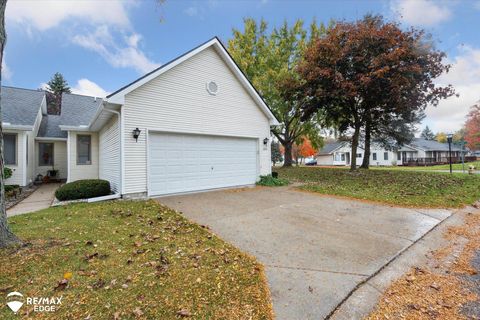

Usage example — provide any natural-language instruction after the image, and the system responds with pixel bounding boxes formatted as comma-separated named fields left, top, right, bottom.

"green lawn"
left=275, top=167, right=480, bottom=208
left=0, top=201, right=272, bottom=320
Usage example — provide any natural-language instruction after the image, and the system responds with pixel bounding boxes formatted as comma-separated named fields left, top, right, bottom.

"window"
left=397, top=152, right=401, bottom=161
left=372, top=152, right=377, bottom=161
left=39, top=143, right=54, bottom=166
left=3, top=133, right=16, bottom=165
left=356, top=153, right=362, bottom=158
left=77, top=135, right=91, bottom=165
left=384, top=152, right=389, bottom=161
left=341, top=153, right=346, bottom=161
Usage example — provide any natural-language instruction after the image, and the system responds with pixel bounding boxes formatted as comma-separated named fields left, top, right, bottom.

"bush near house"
left=55, top=179, right=111, bottom=201
left=4, top=167, right=12, bottom=179
left=256, top=174, right=289, bottom=187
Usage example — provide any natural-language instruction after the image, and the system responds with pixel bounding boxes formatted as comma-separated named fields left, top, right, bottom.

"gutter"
left=2, top=123, right=33, bottom=131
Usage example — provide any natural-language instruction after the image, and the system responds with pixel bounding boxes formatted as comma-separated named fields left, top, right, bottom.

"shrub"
left=5, top=185, right=19, bottom=193
left=256, top=174, right=289, bottom=187
left=4, top=167, right=12, bottom=180
left=55, top=179, right=111, bottom=201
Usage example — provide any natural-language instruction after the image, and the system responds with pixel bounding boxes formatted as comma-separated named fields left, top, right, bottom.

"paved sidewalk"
left=7, top=183, right=60, bottom=216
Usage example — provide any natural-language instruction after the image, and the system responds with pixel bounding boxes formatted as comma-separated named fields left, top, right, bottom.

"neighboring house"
left=316, top=141, right=396, bottom=166
left=316, top=138, right=464, bottom=167
left=2, top=37, right=279, bottom=197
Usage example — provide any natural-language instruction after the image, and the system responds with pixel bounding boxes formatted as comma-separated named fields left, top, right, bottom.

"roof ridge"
left=2, top=85, right=45, bottom=93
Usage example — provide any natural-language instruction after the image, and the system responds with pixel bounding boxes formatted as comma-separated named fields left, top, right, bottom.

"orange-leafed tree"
left=465, top=103, right=480, bottom=151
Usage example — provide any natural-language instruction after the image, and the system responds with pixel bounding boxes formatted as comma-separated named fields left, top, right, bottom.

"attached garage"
left=148, top=132, right=258, bottom=196
left=100, top=37, right=279, bottom=198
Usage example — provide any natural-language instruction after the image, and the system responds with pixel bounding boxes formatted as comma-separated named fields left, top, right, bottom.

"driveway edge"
left=328, top=208, right=465, bottom=320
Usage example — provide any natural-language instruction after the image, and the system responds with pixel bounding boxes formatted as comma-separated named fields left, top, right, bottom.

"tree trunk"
left=283, top=141, right=294, bottom=167
left=350, top=123, right=361, bottom=171
left=0, top=0, right=21, bottom=248
left=360, top=114, right=371, bottom=169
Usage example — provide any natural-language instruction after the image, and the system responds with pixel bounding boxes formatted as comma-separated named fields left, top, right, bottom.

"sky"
left=4, top=0, right=480, bottom=134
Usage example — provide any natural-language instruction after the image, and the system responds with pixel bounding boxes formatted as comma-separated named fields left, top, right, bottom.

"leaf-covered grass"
left=275, top=167, right=480, bottom=208
left=256, top=175, right=289, bottom=187
left=0, top=200, right=273, bottom=320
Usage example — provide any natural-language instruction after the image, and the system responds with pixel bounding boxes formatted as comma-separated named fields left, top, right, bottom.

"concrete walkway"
left=7, top=183, right=60, bottom=216
left=158, top=186, right=452, bottom=320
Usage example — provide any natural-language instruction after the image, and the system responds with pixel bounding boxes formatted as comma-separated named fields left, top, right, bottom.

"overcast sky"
left=4, top=0, right=480, bottom=134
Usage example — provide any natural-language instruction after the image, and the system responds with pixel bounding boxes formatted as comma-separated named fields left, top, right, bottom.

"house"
left=316, top=138, right=465, bottom=167
left=398, top=138, right=462, bottom=165
left=316, top=141, right=397, bottom=166
left=2, top=37, right=279, bottom=197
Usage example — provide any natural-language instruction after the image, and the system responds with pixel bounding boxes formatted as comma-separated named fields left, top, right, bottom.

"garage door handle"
left=211, top=166, right=214, bottom=170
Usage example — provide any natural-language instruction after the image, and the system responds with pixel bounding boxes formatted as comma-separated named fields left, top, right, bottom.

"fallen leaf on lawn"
left=54, top=279, right=69, bottom=290
left=132, top=307, right=143, bottom=317
left=64, top=272, right=73, bottom=280
left=113, top=311, right=121, bottom=320
left=177, top=309, right=192, bottom=317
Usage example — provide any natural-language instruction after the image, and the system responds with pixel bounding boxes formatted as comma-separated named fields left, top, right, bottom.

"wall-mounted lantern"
left=263, top=138, right=269, bottom=145
left=132, top=127, right=141, bottom=142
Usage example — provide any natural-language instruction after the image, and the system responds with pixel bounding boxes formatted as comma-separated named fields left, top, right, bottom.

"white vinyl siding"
left=68, top=131, right=99, bottom=181
left=122, top=46, right=271, bottom=195
left=99, top=116, right=120, bottom=193
left=35, top=141, right=67, bottom=180
left=26, top=108, right=43, bottom=184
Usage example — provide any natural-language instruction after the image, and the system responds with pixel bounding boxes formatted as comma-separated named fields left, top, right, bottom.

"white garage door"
left=148, top=132, right=258, bottom=196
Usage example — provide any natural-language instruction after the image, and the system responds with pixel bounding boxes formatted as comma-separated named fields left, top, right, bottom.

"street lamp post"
left=447, top=133, right=453, bottom=174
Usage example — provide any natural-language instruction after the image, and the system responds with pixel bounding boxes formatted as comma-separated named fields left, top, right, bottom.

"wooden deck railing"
left=404, top=156, right=477, bottom=166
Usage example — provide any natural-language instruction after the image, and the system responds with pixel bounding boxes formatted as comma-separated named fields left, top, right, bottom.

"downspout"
left=102, top=105, right=123, bottom=197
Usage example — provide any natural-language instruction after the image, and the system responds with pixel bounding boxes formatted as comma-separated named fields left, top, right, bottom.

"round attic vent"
left=206, top=81, right=218, bottom=95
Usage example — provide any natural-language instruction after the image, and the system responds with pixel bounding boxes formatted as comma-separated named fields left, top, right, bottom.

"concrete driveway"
left=158, top=186, right=451, bottom=320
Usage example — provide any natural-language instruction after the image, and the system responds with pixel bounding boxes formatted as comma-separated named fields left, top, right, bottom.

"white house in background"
left=2, top=37, right=279, bottom=197
left=316, top=138, right=462, bottom=167
left=316, top=141, right=396, bottom=166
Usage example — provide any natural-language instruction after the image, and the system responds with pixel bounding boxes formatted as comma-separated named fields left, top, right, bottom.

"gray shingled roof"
left=317, top=142, right=346, bottom=155
left=59, top=93, right=103, bottom=126
left=408, top=138, right=461, bottom=152
left=1, top=86, right=45, bottom=126
left=37, top=115, right=67, bottom=138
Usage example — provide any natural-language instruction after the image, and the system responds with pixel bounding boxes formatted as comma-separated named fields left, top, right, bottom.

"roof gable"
left=1, top=86, right=45, bottom=127
left=106, top=37, right=279, bottom=125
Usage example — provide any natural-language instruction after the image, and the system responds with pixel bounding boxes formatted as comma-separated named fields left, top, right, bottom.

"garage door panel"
left=148, top=132, right=258, bottom=196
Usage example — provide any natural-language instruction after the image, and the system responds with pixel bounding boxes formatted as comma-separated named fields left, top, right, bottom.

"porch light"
left=263, top=138, right=269, bottom=145
left=132, top=128, right=141, bottom=142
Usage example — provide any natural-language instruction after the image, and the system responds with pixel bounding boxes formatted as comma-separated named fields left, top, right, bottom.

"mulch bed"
left=6, top=184, right=39, bottom=209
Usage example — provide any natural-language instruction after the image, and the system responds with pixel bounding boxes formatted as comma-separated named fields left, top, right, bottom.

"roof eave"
left=2, top=123, right=33, bottom=131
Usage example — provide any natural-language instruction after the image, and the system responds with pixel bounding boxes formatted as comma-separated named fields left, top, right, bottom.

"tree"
left=228, top=18, right=327, bottom=167
left=465, top=103, right=480, bottom=151
left=45, top=72, right=71, bottom=114
left=271, top=141, right=283, bottom=165
left=436, top=132, right=447, bottom=143
left=0, top=0, right=21, bottom=248
left=297, top=15, right=454, bottom=170
left=421, top=126, right=436, bottom=140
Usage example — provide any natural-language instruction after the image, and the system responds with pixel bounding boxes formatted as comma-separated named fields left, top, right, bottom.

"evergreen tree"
left=45, top=72, right=71, bottom=114
left=421, top=126, right=436, bottom=140
left=46, top=72, right=71, bottom=95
